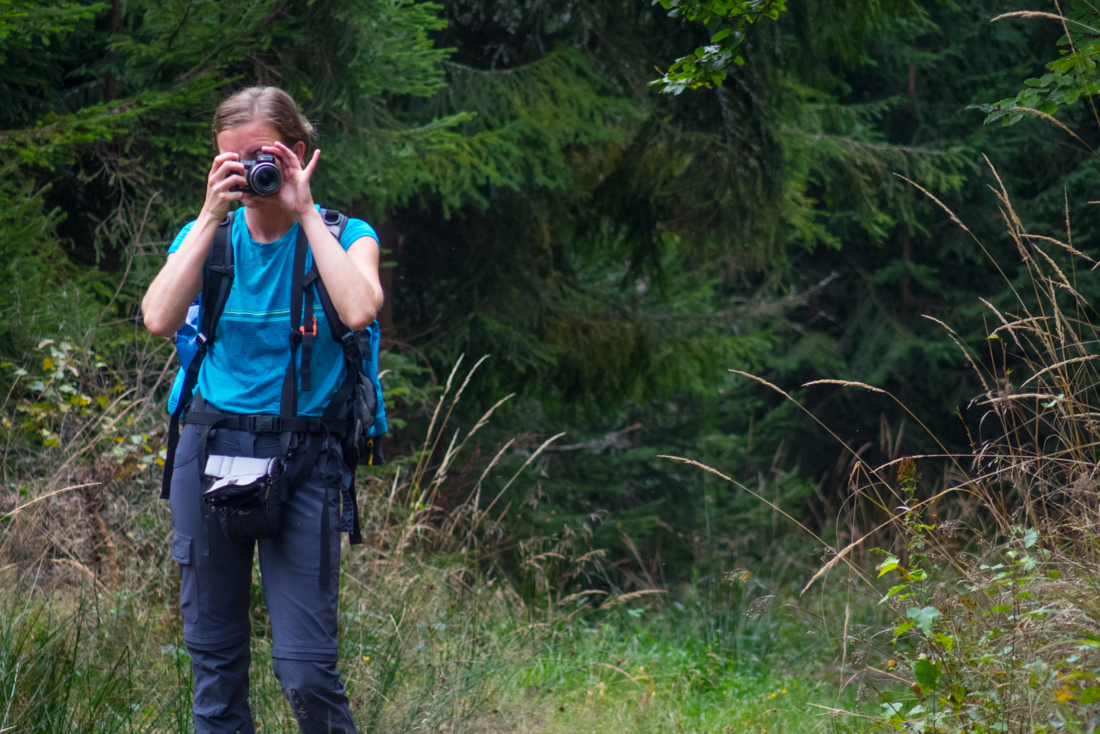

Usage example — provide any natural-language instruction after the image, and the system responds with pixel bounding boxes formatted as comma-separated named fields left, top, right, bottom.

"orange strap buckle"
left=300, top=316, right=317, bottom=336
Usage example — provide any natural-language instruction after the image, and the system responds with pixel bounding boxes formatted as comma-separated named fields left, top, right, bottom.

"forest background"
left=3, top=0, right=1100, bottom=730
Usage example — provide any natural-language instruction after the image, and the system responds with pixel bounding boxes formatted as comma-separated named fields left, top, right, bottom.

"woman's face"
left=216, top=120, right=305, bottom=208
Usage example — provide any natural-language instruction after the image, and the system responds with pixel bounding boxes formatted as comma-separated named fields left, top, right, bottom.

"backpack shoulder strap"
left=310, top=208, right=354, bottom=339
left=312, top=208, right=371, bottom=546
left=160, top=211, right=237, bottom=499
left=201, top=210, right=236, bottom=338
left=278, top=207, right=349, bottom=426
left=278, top=221, right=311, bottom=454
left=308, top=208, right=357, bottom=354
left=320, top=207, right=348, bottom=241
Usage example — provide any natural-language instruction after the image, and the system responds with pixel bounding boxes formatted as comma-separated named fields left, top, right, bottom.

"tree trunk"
left=103, top=0, right=121, bottom=102
left=374, top=217, right=402, bottom=342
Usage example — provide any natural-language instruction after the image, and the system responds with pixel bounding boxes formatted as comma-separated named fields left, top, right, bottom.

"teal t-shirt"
left=168, top=206, right=377, bottom=417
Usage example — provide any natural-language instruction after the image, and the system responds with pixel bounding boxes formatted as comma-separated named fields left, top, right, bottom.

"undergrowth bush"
left=778, top=167, right=1100, bottom=733
left=0, top=344, right=633, bottom=732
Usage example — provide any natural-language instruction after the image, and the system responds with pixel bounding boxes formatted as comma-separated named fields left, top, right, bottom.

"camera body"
left=235, top=153, right=282, bottom=196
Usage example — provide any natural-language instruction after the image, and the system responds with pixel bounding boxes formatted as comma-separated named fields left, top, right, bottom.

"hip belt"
left=182, top=411, right=345, bottom=435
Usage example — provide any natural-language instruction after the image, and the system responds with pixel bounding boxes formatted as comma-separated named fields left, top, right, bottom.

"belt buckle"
left=248, top=416, right=280, bottom=433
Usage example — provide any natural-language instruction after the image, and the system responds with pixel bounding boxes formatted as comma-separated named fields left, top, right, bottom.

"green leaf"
left=1023, top=528, right=1039, bottom=548
left=894, top=621, right=916, bottom=637
left=1081, top=687, right=1100, bottom=704
left=881, top=701, right=903, bottom=717
left=914, top=659, right=939, bottom=694
left=880, top=584, right=909, bottom=604
left=711, top=28, right=730, bottom=42
left=907, top=606, right=941, bottom=635
left=1051, top=56, right=1078, bottom=72
left=877, top=556, right=901, bottom=577
left=934, top=633, right=954, bottom=652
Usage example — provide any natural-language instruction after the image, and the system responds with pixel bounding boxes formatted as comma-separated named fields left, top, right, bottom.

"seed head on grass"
left=744, top=595, right=775, bottom=619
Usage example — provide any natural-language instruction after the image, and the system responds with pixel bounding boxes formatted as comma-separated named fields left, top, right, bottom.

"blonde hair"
left=212, top=87, right=315, bottom=152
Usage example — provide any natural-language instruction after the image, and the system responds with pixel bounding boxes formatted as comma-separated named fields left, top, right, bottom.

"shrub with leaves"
left=1, top=338, right=160, bottom=471
left=870, top=516, right=1100, bottom=732
left=818, top=168, right=1100, bottom=732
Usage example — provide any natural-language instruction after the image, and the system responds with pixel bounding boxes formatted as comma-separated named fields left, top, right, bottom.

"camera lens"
left=250, top=163, right=281, bottom=196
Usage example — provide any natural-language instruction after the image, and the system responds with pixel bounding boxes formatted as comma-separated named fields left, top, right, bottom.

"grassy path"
left=0, top=552, right=860, bottom=733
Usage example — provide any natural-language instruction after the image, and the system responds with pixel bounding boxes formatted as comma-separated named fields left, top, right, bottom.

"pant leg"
left=191, top=640, right=254, bottom=734
left=170, top=425, right=257, bottom=733
left=272, top=659, right=357, bottom=734
left=258, top=436, right=357, bottom=734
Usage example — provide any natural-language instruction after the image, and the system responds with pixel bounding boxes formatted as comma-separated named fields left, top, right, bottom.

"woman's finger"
left=217, top=190, right=245, bottom=203
left=208, top=152, right=239, bottom=176
left=211, top=159, right=244, bottom=183
left=264, top=142, right=301, bottom=174
left=301, top=149, right=321, bottom=182
left=212, top=174, right=247, bottom=194
left=208, top=153, right=231, bottom=176
left=220, top=161, right=245, bottom=176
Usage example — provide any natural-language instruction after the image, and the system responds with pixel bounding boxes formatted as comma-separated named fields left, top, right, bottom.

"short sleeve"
left=167, top=220, right=196, bottom=256
left=341, top=218, right=378, bottom=251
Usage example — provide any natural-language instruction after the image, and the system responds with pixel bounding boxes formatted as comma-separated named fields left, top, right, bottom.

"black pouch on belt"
left=202, top=454, right=289, bottom=542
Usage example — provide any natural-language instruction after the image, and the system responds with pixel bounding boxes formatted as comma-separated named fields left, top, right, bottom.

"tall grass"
left=668, top=162, right=1100, bottom=732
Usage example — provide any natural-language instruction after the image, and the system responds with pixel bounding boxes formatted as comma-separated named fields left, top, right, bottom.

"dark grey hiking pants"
left=170, top=424, right=358, bottom=734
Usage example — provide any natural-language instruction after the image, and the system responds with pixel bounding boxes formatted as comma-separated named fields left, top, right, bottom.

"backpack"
left=160, top=208, right=387, bottom=549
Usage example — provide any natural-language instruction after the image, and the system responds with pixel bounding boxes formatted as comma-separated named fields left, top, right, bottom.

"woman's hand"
left=200, top=152, right=246, bottom=222
left=143, top=151, right=245, bottom=336
left=263, top=140, right=320, bottom=221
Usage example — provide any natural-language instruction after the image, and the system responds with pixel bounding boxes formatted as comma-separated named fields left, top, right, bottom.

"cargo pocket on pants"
left=173, top=531, right=199, bottom=624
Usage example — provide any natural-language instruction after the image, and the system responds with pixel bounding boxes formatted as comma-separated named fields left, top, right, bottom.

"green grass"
left=512, top=618, right=824, bottom=734
left=0, top=547, right=873, bottom=734
left=326, top=556, right=866, bottom=734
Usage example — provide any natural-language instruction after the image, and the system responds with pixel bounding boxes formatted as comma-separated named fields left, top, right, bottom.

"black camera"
left=234, top=153, right=281, bottom=196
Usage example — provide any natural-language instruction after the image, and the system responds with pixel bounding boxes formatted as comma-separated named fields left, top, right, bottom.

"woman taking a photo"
left=142, top=86, right=382, bottom=734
